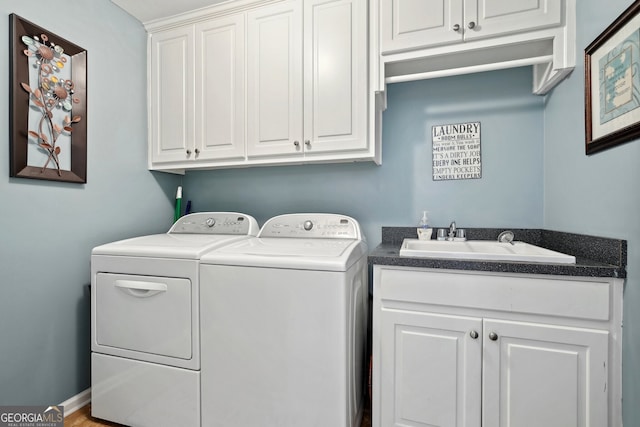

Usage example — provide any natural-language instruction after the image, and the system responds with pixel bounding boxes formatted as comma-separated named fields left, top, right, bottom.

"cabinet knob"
left=305, top=140, right=311, bottom=147
left=469, top=330, right=479, bottom=339
left=195, top=148, right=200, bottom=155
left=294, top=141, right=300, bottom=147
left=186, top=149, right=192, bottom=155
left=488, top=332, right=498, bottom=341
left=453, top=23, right=461, bottom=32
left=468, top=21, right=476, bottom=29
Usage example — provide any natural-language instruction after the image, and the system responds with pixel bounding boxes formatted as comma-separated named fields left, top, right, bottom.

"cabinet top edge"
left=144, top=0, right=285, bottom=31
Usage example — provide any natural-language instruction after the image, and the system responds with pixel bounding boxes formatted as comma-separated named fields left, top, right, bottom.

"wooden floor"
left=64, top=405, right=123, bottom=426
left=65, top=403, right=372, bottom=427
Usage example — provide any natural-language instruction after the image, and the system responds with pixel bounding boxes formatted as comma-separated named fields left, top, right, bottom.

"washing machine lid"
left=201, top=213, right=367, bottom=271
left=200, top=237, right=368, bottom=271
left=92, top=212, right=259, bottom=259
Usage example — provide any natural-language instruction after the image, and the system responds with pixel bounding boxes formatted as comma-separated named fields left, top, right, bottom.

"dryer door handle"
left=114, top=280, right=168, bottom=298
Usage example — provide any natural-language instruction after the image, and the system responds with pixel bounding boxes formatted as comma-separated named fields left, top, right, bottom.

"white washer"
left=90, top=212, right=259, bottom=427
left=199, top=213, right=369, bottom=427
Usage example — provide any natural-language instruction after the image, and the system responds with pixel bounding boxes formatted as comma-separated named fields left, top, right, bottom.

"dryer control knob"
left=205, top=218, right=216, bottom=227
left=303, top=220, right=314, bottom=231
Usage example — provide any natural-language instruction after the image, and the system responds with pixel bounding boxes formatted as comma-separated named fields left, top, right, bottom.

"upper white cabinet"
left=373, top=0, right=575, bottom=94
left=246, top=1, right=303, bottom=159
left=382, top=0, right=463, bottom=51
left=304, top=0, right=368, bottom=158
left=149, top=26, right=195, bottom=164
left=146, top=0, right=378, bottom=172
left=148, top=14, right=245, bottom=167
left=462, top=0, right=562, bottom=41
left=195, top=15, right=246, bottom=161
left=247, top=0, right=368, bottom=161
left=381, top=0, right=562, bottom=53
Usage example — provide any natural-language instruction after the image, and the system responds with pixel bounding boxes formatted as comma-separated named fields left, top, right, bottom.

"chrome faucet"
left=448, top=221, right=457, bottom=240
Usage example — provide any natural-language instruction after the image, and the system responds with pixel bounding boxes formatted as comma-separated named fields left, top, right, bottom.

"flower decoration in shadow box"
left=9, top=14, right=87, bottom=183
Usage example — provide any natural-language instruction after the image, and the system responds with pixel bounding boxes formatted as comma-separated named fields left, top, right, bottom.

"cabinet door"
left=381, top=0, right=463, bottom=53
left=464, top=0, right=562, bottom=42
left=377, top=309, right=481, bottom=427
left=195, top=15, right=245, bottom=161
left=247, top=1, right=303, bottom=158
left=303, top=0, right=368, bottom=155
left=482, top=319, right=609, bottom=427
left=149, top=26, right=194, bottom=164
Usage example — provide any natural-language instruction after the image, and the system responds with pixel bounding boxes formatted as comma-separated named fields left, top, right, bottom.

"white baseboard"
left=59, top=388, right=91, bottom=417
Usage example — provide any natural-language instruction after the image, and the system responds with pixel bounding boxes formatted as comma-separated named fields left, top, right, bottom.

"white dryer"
left=90, top=212, right=259, bottom=427
left=199, top=213, right=368, bottom=427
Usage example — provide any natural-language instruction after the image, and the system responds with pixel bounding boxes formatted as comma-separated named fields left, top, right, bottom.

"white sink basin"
left=400, top=239, right=576, bottom=264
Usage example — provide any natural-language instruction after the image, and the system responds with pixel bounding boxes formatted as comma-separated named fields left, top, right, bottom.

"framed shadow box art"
left=9, top=14, right=87, bottom=183
left=585, top=1, right=640, bottom=155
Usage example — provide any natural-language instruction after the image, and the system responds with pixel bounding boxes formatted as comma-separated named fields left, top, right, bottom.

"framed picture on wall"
left=585, top=0, right=640, bottom=155
left=9, top=14, right=87, bottom=183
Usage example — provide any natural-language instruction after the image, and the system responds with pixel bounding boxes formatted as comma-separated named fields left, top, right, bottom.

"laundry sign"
left=432, top=122, right=481, bottom=181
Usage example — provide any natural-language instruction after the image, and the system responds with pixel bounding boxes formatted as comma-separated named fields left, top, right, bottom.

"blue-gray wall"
left=0, top=0, right=179, bottom=404
left=1, top=1, right=639, bottom=426
left=544, top=0, right=640, bottom=424
left=186, top=67, right=545, bottom=247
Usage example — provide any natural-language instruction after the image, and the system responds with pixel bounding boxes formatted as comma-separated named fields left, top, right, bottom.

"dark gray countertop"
left=368, top=227, right=627, bottom=278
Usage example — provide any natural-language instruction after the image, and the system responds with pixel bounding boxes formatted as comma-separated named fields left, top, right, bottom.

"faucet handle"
left=456, top=229, right=466, bottom=240
left=498, top=230, right=515, bottom=244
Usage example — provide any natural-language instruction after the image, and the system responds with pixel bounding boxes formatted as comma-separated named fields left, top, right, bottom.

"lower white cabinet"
left=482, top=318, right=608, bottom=427
left=372, top=266, right=623, bottom=427
left=379, top=310, right=482, bottom=426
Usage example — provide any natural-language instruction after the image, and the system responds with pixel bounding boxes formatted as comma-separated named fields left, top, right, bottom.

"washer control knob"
left=205, top=218, right=216, bottom=228
left=303, top=220, right=314, bottom=231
